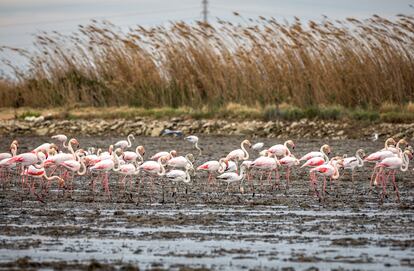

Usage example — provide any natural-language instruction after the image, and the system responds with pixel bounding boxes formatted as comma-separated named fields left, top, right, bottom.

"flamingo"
left=216, top=164, right=247, bottom=193
left=226, top=139, right=251, bottom=162
left=252, top=142, right=264, bottom=151
left=33, top=142, right=58, bottom=153
left=185, top=135, right=202, bottom=155
left=123, top=146, right=145, bottom=163
left=310, top=159, right=343, bottom=200
left=301, top=146, right=330, bottom=193
left=0, top=140, right=18, bottom=160
left=366, top=138, right=402, bottom=188
left=299, top=144, right=331, bottom=161
left=0, top=142, right=18, bottom=186
left=89, top=150, right=120, bottom=199
left=42, top=138, right=79, bottom=168
left=268, top=140, right=295, bottom=157
left=166, top=164, right=194, bottom=201
left=138, top=156, right=167, bottom=201
left=115, top=134, right=135, bottom=150
left=375, top=149, right=411, bottom=202
left=151, top=150, right=177, bottom=160
left=197, top=158, right=226, bottom=185
left=59, top=152, right=87, bottom=193
left=113, top=163, right=140, bottom=195
left=342, top=149, right=365, bottom=184
left=279, top=154, right=300, bottom=189
left=379, top=137, right=398, bottom=152
left=167, top=154, right=194, bottom=169
left=387, top=139, right=408, bottom=155
left=22, top=165, right=66, bottom=201
left=250, top=151, right=280, bottom=190
left=51, top=134, right=68, bottom=149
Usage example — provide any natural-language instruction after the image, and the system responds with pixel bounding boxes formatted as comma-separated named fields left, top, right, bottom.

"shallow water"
left=0, top=136, right=413, bottom=270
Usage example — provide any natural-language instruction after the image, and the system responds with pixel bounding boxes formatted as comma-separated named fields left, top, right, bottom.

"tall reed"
left=0, top=14, right=413, bottom=109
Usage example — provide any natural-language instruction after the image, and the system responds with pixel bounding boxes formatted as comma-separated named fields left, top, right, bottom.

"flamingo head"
left=10, top=143, right=18, bottom=153
left=397, top=138, right=408, bottom=147
left=286, top=140, right=295, bottom=149
left=242, top=140, right=252, bottom=148
left=108, top=145, right=114, bottom=154
left=114, top=148, right=123, bottom=156
left=160, top=156, right=169, bottom=166
left=69, top=138, right=79, bottom=148
left=48, top=148, right=57, bottom=156
left=321, top=144, right=331, bottom=155
left=385, top=137, right=396, bottom=147
left=185, top=153, right=195, bottom=163
left=58, top=178, right=66, bottom=189
left=50, top=143, right=59, bottom=152
left=356, top=149, right=366, bottom=158
left=170, top=150, right=177, bottom=157
left=137, top=146, right=145, bottom=156
left=11, top=140, right=19, bottom=147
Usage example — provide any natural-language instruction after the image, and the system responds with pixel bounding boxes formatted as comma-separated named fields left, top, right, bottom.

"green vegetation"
left=5, top=103, right=413, bottom=123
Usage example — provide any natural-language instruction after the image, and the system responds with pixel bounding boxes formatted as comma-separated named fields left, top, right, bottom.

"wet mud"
left=0, top=136, right=413, bottom=270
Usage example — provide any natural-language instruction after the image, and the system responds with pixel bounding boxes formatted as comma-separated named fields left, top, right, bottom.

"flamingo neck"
left=112, top=152, right=120, bottom=171
left=323, top=153, right=329, bottom=163
left=241, top=142, right=249, bottom=160
left=195, top=142, right=202, bottom=155
left=356, top=151, right=364, bottom=167
left=127, top=135, right=133, bottom=148
left=401, top=153, right=409, bottom=172
left=332, top=166, right=340, bottom=179
left=157, top=158, right=166, bottom=176
left=77, top=155, right=87, bottom=175
left=68, top=141, right=75, bottom=158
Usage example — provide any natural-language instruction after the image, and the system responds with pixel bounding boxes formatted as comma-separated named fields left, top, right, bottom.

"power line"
left=0, top=6, right=200, bottom=28
left=202, top=0, right=208, bottom=23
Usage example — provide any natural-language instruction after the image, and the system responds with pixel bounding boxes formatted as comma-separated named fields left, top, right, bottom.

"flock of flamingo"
left=0, top=134, right=412, bottom=203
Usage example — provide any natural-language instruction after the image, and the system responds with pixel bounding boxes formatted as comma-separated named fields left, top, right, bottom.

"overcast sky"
left=0, top=0, right=412, bottom=74
left=0, top=0, right=412, bottom=48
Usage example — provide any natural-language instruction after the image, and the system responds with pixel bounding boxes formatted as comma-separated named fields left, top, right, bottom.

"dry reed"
left=0, top=14, right=413, bottom=109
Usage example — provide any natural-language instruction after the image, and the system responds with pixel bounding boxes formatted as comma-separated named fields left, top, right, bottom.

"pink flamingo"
left=113, top=162, right=141, bottom=195
left=375, top=149, right=411, bottom=202
left=279, top=154, right=300, bottom=189
left=0, top=142, right=18, bottom=187
left=138, top=156, right=167, bottom=201
left=299, top=144, right=331, bottom=161
left=342, top=149, right=365, bottom=184
left=115, top=134, right=135, bottom=150
left=89, top=150, right=120, bottom=199
left=197, top=158, right=226, bottom=186
left=268, top=140, right=295, bottom=157
left=226, top=139, right=251, bottom=162
left=22, top=165, right=66, bottom=202
left=59, top=152, right=87, bottom=194
left=365, top=139, right=401, bottom=189
left=166, top=165, right=194, bottom=201
left=216, top=164, right=247, bottom=193
left=167, top=154, right=194, bottom=169
left=123, top=146, right=145, bottom=163
left=51, top=134, right=68, bottom=149
left=310, top=159, right=343, bottom=201
left=250, top=151, right=281, bottom=191
left=301, top=147, right=330, bottom=192
left=151, top=150, right=177, bottom=161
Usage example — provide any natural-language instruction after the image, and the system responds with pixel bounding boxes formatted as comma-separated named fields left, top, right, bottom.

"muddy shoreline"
left=0, top=136, right=413, bottom=270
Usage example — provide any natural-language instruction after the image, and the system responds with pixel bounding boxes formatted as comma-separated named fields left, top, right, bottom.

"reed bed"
left=0, top=14, right=413, bottom=109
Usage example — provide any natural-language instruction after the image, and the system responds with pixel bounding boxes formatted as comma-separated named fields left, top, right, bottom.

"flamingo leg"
left=391, top=170, right=400, bottom=203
